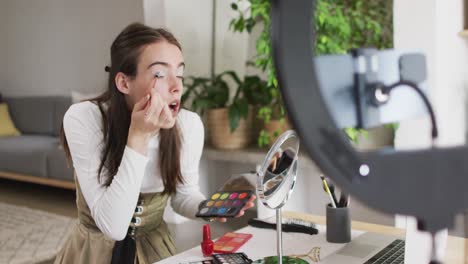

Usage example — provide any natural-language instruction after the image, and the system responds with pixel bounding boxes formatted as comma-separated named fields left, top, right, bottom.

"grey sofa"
left=0, top=96, right=75, bottom=189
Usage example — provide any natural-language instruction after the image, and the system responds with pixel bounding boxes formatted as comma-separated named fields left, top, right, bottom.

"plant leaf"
left=228, top=104, right=241, bottom=132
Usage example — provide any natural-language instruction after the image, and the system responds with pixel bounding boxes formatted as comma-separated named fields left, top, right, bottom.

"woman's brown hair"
left=60, top=23, right=184, bottom=194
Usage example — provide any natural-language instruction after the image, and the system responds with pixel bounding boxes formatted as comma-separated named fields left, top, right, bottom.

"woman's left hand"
left=216, top=195, right=256, bottom=223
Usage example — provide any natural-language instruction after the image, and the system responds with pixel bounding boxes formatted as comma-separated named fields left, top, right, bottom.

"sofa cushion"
left=0, top=135, right=59, bottom=177
left=47, top=146, right=74, bottom=181
left=0, top=103, right=21, bottom=137
left=4, top=97, right=71, bottom=136
left=52, top=97, right=73, bottom=137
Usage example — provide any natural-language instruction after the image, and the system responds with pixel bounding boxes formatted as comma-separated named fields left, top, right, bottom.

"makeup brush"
left=320, top=175, right=337, bottom=208
left=325, top=177, right=339, bottom=207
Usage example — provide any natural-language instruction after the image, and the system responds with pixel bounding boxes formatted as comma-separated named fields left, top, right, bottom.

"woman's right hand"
left=127, top=79, right=173, bottom=156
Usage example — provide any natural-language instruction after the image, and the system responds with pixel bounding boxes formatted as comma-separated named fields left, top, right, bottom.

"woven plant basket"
left=206, top=108, right=253, bottom=149
left=264, top=118, right=292, bottom=147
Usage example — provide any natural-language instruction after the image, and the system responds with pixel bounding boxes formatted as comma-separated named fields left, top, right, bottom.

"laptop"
left=321, top=232, right=405, bottom=264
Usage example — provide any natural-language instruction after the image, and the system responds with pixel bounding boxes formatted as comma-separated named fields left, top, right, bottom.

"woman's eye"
left=177, top=76, right=184, bottom=81
left=154, top=71, right=165, bottom=78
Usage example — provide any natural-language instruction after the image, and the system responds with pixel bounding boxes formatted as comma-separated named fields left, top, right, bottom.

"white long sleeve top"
left=63, top=101, right=206, bottom=241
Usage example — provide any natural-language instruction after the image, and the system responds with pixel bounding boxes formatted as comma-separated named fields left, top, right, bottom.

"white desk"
left=156, top=211, right=467, bottom=264
left=156, top=214, right=365, bottom=263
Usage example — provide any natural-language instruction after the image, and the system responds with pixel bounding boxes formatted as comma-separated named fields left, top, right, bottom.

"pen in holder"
left=326, top=203, right=351, bottom=243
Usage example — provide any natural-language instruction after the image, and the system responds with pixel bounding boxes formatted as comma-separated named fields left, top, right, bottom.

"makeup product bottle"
left=201, top=224, right=214, bottom=257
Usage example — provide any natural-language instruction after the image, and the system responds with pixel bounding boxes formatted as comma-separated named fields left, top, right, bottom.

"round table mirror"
left=257, top=130, right=300, bottom=264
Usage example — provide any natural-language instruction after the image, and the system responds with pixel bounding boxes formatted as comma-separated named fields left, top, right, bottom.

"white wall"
left=434, top=0, right=468, bottom=147
left=162, top=0, right=214, bottom=79
left=214, top=1, right=250, bottom=77
left=394, top=0, right=467, bottom=149
left=0, top=4, right=6, bottom=91
left=143, top=0, right=166, bottom=29
left=393, top=0, right=437, bottom=149
left=1, top=0, right=144, bottom=97
left=143, top=0, right=214, bottom=80
left=2, top=0, right=252, bottom=97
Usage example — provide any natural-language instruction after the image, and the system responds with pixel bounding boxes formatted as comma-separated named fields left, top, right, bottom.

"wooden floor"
left=0, top=178, right=77, bottom=218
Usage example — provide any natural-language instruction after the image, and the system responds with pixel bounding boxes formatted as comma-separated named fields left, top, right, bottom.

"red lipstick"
left=201, top=224, right=214, bottom=257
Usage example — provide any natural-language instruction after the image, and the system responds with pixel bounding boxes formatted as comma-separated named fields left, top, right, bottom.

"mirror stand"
left=256, top=130, right=300, bottom=264
left=276, top=208, right=283, bottom=263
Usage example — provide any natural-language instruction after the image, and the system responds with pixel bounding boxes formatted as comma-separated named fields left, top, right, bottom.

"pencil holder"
left=326, top=203, right=351, bottom=243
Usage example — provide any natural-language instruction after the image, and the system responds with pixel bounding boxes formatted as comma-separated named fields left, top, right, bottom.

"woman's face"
left=126, top=41, right=185, bottom=126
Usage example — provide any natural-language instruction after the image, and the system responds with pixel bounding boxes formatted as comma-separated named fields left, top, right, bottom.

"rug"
left=0, top=202, right=75, bottom=264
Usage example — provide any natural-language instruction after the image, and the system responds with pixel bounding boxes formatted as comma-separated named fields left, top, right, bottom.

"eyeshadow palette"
left=214, top=232, right=252, bottom=253
left=196, top=190, right=254, bottom=218
left=212, top=253, right=252, bottom=264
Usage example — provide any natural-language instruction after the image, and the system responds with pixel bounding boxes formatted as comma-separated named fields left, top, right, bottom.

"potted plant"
left=229, top=0, right=395, bottom=146
left=182, top=71, right=253, bottom=150
left=256, top=93, right=290, bottom=147
left=237, top=72, right=290, bottom=147
left=239, top=74, right=279, bottom=145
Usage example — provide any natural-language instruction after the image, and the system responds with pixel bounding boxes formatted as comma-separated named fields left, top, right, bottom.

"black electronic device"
left=212, top=253, right=253, bottom=264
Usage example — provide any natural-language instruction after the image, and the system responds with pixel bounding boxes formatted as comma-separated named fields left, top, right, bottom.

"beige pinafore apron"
left=54, top=180, right=176, bottom=264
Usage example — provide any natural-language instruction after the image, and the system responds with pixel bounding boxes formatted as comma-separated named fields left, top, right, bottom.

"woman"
left=55, top=23, right=255, bottom=264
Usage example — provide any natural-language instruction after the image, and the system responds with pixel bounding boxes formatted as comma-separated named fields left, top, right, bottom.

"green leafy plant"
left=315, top=0, right=393, bottom=55
left=240, top=75, right=282, bottom=146
left=242, top=75, right=272, bottom=107
left=182, top=71, right=249, bottom=132
left=241, top=74, right=285, bottom=123
left=229, top=0, right=394, bottom=145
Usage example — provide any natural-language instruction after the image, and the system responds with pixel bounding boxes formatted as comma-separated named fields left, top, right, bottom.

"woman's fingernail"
left=146, top=94, right=150, bottom=101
